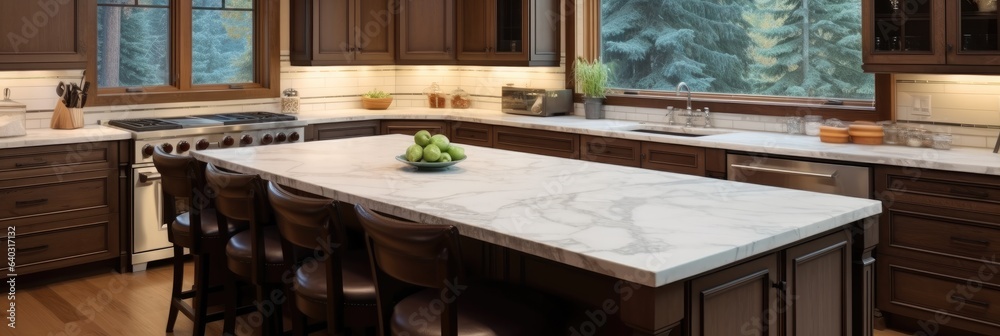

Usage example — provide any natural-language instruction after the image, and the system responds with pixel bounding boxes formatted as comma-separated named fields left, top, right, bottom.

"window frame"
left=86, top=0, right=280, bottom=106
left=567, top=1, right=893, bottom=122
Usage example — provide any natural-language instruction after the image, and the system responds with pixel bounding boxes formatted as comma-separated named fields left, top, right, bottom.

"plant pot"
left=361, top=97, right=393, bottom=110
left=584, top=97, right=604, bottom=119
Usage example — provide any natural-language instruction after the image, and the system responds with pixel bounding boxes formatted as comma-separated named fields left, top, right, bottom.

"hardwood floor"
left=14, top=262, right=914, bottom=336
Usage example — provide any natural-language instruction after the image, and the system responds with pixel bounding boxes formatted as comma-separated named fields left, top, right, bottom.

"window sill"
left=90, top=87, right=280, bottom=107
left=581, top=93, right=887, bottom=122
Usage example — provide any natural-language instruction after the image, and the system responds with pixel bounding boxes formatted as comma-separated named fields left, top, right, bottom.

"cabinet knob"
left=947, top=44, right=954, bottom=52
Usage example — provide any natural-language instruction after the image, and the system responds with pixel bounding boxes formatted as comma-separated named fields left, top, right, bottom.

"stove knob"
left=240, top=134, right=254, bottom=146
left=141, top=144, right=155, bottom=158
left=261, top=133, right=274, bottom=145
left=176, top=141, right=191, bottom=153
left=275, top=133, right=287, bottom=143
left=161, top=143, right=174, bottom=154
left=289, top=132, right=301, bottom=142
left=196, top=139, right=211, bottom=151
left=221, top=136, right=235, bottom=148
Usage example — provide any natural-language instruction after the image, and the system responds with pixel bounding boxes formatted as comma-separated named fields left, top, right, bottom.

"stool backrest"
left=152, top=146, right=209, bottom=248
left=267, top=181, right=346, bottom=251
left=354, top=204, right=462, bottom=289
left=205, top=164, right=269, bottom=224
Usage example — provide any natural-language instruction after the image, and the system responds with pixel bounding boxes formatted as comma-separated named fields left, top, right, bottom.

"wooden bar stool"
left=154, top=147, right=247, bottom=336
left=267, top=182, right=377, bottom=335
left=355, top=204, right=564, bottom=336
left=204, top=163, right=293, bottom=336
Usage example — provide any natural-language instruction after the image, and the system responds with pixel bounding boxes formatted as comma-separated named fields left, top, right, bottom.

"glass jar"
left=932, top=133, right=952, bottom=150
left=804, top=115, right=823, bottom=136
left=451, top=87, right=471, bottom=109
left=905, top=128, right=928, bottom=147
left=423, top=82, right=446, bottom=108
left=785, top=116, right=803, bottom=135
left=281, top=88, right=300, bottom=114
left=877, top=121, right=899, bottom=145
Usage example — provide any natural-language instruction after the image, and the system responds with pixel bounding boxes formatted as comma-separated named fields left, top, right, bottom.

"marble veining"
left=192, top=135, right=882, bottom=287
left=0, top=125, right=131, bottom=149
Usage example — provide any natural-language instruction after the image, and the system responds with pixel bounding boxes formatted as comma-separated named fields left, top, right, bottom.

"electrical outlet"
left=912, top=95, right=932, bottom=116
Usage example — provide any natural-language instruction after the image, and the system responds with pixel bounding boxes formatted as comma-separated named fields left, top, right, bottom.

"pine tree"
left=602, top=0, right=753, bottom=93
left=118, top=8, right=169, bottom=87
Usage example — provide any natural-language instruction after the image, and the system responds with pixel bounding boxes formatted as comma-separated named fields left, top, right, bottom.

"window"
left=599, top=0, right=877, bottom=106
left=90, top=0, right=278, bottom=105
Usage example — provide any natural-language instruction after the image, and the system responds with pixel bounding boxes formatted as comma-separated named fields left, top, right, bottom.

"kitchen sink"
left=629, top=129, right=707, bottom=137
left=615, top=124, right=739, bottom=137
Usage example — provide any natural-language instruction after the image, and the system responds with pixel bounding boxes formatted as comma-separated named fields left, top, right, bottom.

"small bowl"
left=362, top=97, right=393, bottom=110
left=395, top=154, right=466, bottom=169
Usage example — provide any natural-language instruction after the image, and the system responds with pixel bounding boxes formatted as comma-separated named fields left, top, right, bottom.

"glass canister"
left=424, top=82, right=446, bottom=108
left=281, top=88, right=300, bottom=114
left=451, top=87, right=471, bottom=109
left=878, top=121, right=900, bottom=145
left=785, top=116, right=803, bottom=135
left=932, top=133, right=953, bottom=150
left=804, top=115, right=823, bottom=136
left=905, top=128, right=929, bottom=147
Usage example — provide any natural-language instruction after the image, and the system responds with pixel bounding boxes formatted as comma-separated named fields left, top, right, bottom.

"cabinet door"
left=528, top=0, right=561, bottom=66
left=861, top=0, right=947, bottom=66
left=399, top=0, right=455, bottom=62
left=450, top=121, right=494, bottom=147
left=310, top=120, right=380, bottom=141
left=457, top=0, right=493, bottom=61
left=689, top=255, right=780, bottom=336
left=784, top=231, right=852, bottom=336
left=640, top=142, right=706, bottom=176
left=490, top=0, right=530, bottom=62
left=0, top=0, right=90, bottom=70
left=946, top=0, right=1000, bottom=65
left=580, top=135, right=640, bottom=167
left=381, top=120, right=450, bottom=137
left=355, top=0, right=394, bottom=62
left=493, top=125, right=579, bottom=158
left=290, top=0, right=353, bottom=64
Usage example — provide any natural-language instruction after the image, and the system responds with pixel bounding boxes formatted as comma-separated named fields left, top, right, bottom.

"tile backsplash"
left=895, top=74, right=1000, bottom=149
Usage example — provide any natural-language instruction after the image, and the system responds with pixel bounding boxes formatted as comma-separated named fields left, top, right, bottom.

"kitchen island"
left=192, top=134, right=882, bottom=336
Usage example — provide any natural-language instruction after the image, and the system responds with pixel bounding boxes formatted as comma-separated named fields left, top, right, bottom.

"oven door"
left=132, top=166, right=172, bottom=254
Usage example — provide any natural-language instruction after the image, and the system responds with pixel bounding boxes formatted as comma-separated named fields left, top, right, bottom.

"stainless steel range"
left=107, top=112, right=305, bottom=271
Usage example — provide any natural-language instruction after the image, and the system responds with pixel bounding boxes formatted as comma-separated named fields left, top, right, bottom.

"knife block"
left=51, top=101, right=83, bottom=129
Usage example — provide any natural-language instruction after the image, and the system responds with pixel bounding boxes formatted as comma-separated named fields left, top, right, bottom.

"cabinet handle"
left=951, top=295, right=990, bottom=309
left=357, top=47, right=363, bottom=52
left=20, top=245, right=49, bottom=254
left=139, top=172, right=161, bottom=183
left=15, top=199, right=48, bottom=207
left=15, top=161, right=49, bottom=168
left=947, top=44, right=954, bottom=52
left=772, top=280, right=787, bottom=291
left=950, top=236, right=990, bottom=248
left=949, top=186, right=990, bottom=199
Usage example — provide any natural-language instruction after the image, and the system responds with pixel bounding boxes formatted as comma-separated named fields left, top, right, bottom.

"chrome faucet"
left=676, top=82, right=692, bottom=110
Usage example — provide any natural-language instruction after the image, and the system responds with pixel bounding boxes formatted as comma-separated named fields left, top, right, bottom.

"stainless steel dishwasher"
left=727, top=154, right=871, bottom=198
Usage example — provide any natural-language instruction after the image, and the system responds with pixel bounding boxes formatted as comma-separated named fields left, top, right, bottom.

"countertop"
left=192, top=134, right=883, bottom=287
left=0, top=125, right=132, bottom=149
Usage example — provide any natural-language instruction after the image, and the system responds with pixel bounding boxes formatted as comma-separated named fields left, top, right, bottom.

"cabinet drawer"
left=0, top=142, right=114, bottom=179
left=309, top=120, right=380, bottom=141
left=640, top=142, right=706, bottom=176
left=16, top=221, right=111, bottom=268
left=450, top=122, right=493, bottom=147
left=885, top=203, right=1000, bottom=263
left=580, top=135, right=640, bottom=167
left=493, top=126, right=579, bottom=158
left=886, top=263, right=1000, bottom=328
left=0, top=171, right=110, bottom=220
left=381, top=120, right=450, bottom=137
left=876, top=166, right=1000, bottom=215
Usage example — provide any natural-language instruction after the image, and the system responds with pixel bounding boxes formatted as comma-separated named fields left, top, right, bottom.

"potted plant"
left=361, top=89, right=393, bottom=110
left=574, top=57, right=611, bottom=119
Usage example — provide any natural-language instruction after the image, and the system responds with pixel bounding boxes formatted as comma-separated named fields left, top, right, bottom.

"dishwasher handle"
left=730, top=164, right=838, bottom=179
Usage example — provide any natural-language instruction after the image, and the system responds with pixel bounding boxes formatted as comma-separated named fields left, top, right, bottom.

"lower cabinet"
left=450, top=121, right=494, bottom=147
left=307, top=120, right=381, bottom=141
left=640, top=142, right=707, bottom=176
left=381, top=120, right=450, bottom=136
left=581, top=135, right=641, bottom=167
left=689, top=230, right=851, bottom=336
left=493, top=125, right=580, bottom=159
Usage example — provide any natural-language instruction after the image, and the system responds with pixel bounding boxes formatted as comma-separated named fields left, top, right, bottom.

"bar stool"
left=204, top=164, right=293, bottom=335
left=267, top=182, right=377, bottom=335
left=354, top=204, right=563, bottom=336
left=154, top=147, right=247, bottom=336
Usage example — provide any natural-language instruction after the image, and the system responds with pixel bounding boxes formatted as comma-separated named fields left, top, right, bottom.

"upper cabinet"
left=398, top=0, right=455, bottom=63
left=863, top=0, right=1000, bottom=73
left=0, top=0, right=91, bottom=70
left=457, top=0, right=560, bottom=66
left=289, top=0, right=394, bottom=66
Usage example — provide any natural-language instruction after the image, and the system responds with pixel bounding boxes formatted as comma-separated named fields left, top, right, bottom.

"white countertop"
left=0, top=125, right=132, bottom=149
left=192, top=134, right=882, bottom=287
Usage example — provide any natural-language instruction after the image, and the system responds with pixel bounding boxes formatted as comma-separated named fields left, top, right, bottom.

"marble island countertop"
left=296, top=108, right=1000, bottom=176
left=192, top=134, right=882, bottom=287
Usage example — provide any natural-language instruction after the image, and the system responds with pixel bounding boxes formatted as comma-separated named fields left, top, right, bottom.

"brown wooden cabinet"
left=862, top=0, right=1000, bottom=73
left=457, top=0, right=560, bottom=66
left=640, top=142, right=707, bottom=176
left=0, top=141, right=125, bottom=276
left=381, top=120, right=450, bottom=137
left=397, top=0, right=456, bottom=63
left=306, top=120, right=380, bottom=141
left=493, top=125, right=579, bottom=158
left=289, top=0, right=395, bottom=66
left=875, top=165, right=1000, bottom=335
left=580, top=135, right=641, bottom=167
left=688, top=230, right=851, bottom=336
left=450, top=121, right=494, bottom=147
left=0, top=0, right=91, bottom=70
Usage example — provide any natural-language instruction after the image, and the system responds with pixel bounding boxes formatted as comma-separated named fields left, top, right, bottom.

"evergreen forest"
left=602, top=0, right=875, bottom=100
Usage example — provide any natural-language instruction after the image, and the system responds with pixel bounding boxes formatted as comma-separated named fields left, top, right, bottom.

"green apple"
left=423, top=144, right=442, bottom=162
left=446, top=145, right=466, bottom=160
left=414, top=130, right=432, bottom=147
left=439, top=152, right=452, bottom=162
left=430, top=134, right=450, bottom=151
left=405, top=144, right=423, bottom=162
